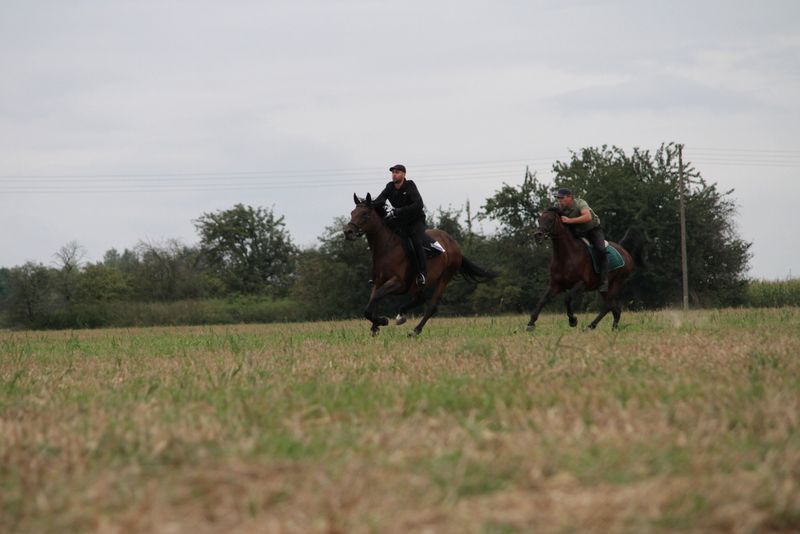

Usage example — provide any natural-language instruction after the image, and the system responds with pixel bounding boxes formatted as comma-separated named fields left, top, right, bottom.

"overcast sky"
left=1, top=0, right=798, bottom=279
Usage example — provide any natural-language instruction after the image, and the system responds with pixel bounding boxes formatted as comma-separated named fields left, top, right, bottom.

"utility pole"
left=678, top=144, right=689, bottom=310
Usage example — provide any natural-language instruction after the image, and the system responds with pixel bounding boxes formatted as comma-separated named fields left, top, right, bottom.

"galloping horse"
left=344, top=193, right=495, bottom=336
left=528, top=207, right=645, bottom=332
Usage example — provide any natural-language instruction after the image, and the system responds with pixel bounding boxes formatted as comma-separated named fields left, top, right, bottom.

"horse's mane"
left=545, top=206, right=563, bottom=215
left=355, top=199, right=389, bottom=218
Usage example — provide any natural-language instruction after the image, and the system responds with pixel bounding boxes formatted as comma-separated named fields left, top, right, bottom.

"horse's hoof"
left=395, top=314, right=407, bottom=326
left=612, top=324, right=620, bottom=331
left=569, top=317, right=578, bottom=328
left=408, top=330, right=421, bottom=338
left=526, top=324, right=535, bottom=333
left=370, top=329, right=380, bottom=337
left=584, top=325, right=596, bottom=332
left=379, top=316, right=389, bottom=326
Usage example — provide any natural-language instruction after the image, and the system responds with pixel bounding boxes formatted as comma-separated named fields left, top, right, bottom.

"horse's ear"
left=365, top=193, right=372, bottom=206
left=353, top=193, right=359, bottom=205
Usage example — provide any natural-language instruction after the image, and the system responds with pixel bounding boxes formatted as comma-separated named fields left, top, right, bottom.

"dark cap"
left=389, top=164, right=406, bottom=173
left=556, top=187, right=572, bottom=198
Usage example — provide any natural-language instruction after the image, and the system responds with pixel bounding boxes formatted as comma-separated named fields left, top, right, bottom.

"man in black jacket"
left=373, top=164, right=428, bottom=286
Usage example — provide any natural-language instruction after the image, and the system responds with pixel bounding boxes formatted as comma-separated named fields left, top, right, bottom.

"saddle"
left=420, top=234, right=445, bottom=258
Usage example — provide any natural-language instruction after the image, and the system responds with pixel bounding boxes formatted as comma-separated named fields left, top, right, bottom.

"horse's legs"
left=396, top=290, right=425, bottom=326
left=410, top=279, right=448, bottom=336
left=527, top=285, right=560, bottom=332
left=565, top=282, right=584, bottom=328
left=364, top=278, right=403, bottom=335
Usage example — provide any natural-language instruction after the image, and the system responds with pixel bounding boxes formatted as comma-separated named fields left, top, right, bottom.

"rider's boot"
left=598, top=252, right=609, bottom=293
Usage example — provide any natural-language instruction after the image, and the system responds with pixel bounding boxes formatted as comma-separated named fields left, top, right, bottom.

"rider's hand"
left=560, top=216, right=570, bottom=224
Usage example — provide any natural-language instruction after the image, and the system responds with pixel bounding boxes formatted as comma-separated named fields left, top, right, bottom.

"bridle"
left=533, top=211, right=560, bottom=244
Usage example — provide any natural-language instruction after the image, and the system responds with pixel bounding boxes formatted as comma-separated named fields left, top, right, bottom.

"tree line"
left=0, top=144, right=755, bottom=329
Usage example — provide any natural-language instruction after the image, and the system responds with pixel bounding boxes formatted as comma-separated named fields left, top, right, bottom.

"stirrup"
left=416, top=273, right=427, bottom=286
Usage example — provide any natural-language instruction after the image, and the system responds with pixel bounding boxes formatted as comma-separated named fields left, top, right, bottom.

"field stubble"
left=1, top=308, right=799, bottom=533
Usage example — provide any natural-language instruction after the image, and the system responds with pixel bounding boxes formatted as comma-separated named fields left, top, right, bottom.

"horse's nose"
left=343, top=227, right=355, bottom=240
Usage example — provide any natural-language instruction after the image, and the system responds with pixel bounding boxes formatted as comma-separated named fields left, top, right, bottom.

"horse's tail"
left=459, top=256, right=497, bottom=283
left=620, top=228, right=646, bottom=269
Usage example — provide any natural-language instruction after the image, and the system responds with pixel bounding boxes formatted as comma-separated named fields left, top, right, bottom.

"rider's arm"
left=564, top=209, right=593, bottom=224
left=372, top=183, right=392, bottom=206
left=395, top=182, right=423, bottom=218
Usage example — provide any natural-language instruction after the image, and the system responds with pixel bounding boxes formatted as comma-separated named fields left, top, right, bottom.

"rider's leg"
left=588, top=227, right=609, bottom=292
left=409, top=219, right=428, bottom=285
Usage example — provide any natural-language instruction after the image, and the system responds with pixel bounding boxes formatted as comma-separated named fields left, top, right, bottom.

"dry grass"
left=1, top=308, right=799, bottom=533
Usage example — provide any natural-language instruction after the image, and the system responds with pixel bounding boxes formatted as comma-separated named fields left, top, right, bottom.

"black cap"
left=389, top=164, right=406, bottom=173
left=556, top=187, right=572, bottom=198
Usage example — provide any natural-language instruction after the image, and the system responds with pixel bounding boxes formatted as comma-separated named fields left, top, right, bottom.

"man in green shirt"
left=556, top=187, right=609, bottom=292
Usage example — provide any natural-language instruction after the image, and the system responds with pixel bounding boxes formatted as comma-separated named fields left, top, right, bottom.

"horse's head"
left=344, top=192, right=382, bottom=240
left=533, top=206, right=563, bottom=244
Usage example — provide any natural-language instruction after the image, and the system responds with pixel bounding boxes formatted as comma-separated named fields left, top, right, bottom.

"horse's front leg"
left=565, top=281, right=585, bottom=328
left=527, top=284, right=561, bottom=332
left=364, top=277, right=403, bottom=336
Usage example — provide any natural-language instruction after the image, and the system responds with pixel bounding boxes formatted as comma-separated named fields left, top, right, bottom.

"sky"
left=1, top=0, right=798, bottom=279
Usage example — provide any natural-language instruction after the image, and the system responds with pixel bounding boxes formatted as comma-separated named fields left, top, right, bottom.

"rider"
left=373, top=164, right=428, bottom=286
left=556, top=187, right=609, bottom=293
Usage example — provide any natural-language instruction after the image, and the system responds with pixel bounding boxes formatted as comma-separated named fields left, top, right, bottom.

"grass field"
left=2, top=308, right=799, bottom=533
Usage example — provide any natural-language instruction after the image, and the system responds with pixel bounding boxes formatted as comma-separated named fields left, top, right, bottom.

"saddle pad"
left=583, top=241, right=625, bottom=273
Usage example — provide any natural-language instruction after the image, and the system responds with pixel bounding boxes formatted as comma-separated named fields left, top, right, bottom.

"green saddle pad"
left=583, top=241, right=625, bottom=273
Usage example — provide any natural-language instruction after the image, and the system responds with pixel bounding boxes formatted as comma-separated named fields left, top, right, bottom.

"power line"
left=1, top=147, right=796, bottom=195
left=0, top=157, right=559, bottom=181
left=0, top=169, right=558, bottom=195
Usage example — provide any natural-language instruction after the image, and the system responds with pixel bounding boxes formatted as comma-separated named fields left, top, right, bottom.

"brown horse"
left=344, top=193, right=495, bottom=336
left=527, top=207, right=645, bottom=332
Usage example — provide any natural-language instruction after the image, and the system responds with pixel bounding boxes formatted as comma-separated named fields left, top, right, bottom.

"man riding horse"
left=556, top=187, right=609, bottom=293
left=373, top=164, right=428, bottom=286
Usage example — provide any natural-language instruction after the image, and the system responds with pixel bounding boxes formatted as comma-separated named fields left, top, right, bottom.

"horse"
left=527, top=207, right=645, bottom=332
left=344, top=193, right=495, bottom=336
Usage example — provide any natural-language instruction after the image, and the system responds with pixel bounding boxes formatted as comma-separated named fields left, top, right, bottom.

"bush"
left=745, top=279, right=800, bottom=308
left=0, top=297, right=312, bottom=330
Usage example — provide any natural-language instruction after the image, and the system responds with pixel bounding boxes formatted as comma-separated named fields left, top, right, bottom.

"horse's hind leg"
left=410, top=280, right=447, bottom=336
left=587, top=300, right=612, bottom=330
left=396, top=291, right=425, bottom=326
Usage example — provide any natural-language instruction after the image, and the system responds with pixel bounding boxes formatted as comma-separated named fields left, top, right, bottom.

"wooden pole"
left=678, top=144, right=689, bottom=310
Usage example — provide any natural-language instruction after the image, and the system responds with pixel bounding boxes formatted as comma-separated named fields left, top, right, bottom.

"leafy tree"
left=481, top=167, right=554, bottom=237
left=195, top=204, right=297, bottom=296
left=75, top=264, right=131, bottom=302
left=131, top=240, right=218, bottom=301
left=5, top=262, right=54, bottom=326
left=102, top=248, right=140, bottom=274
left=0, top=267, right=9, bottom=301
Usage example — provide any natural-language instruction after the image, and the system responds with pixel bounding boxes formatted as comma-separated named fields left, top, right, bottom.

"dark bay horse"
left=527, top=207, right=645, bottom=332
left=344, top=193, right=495, bottom=336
